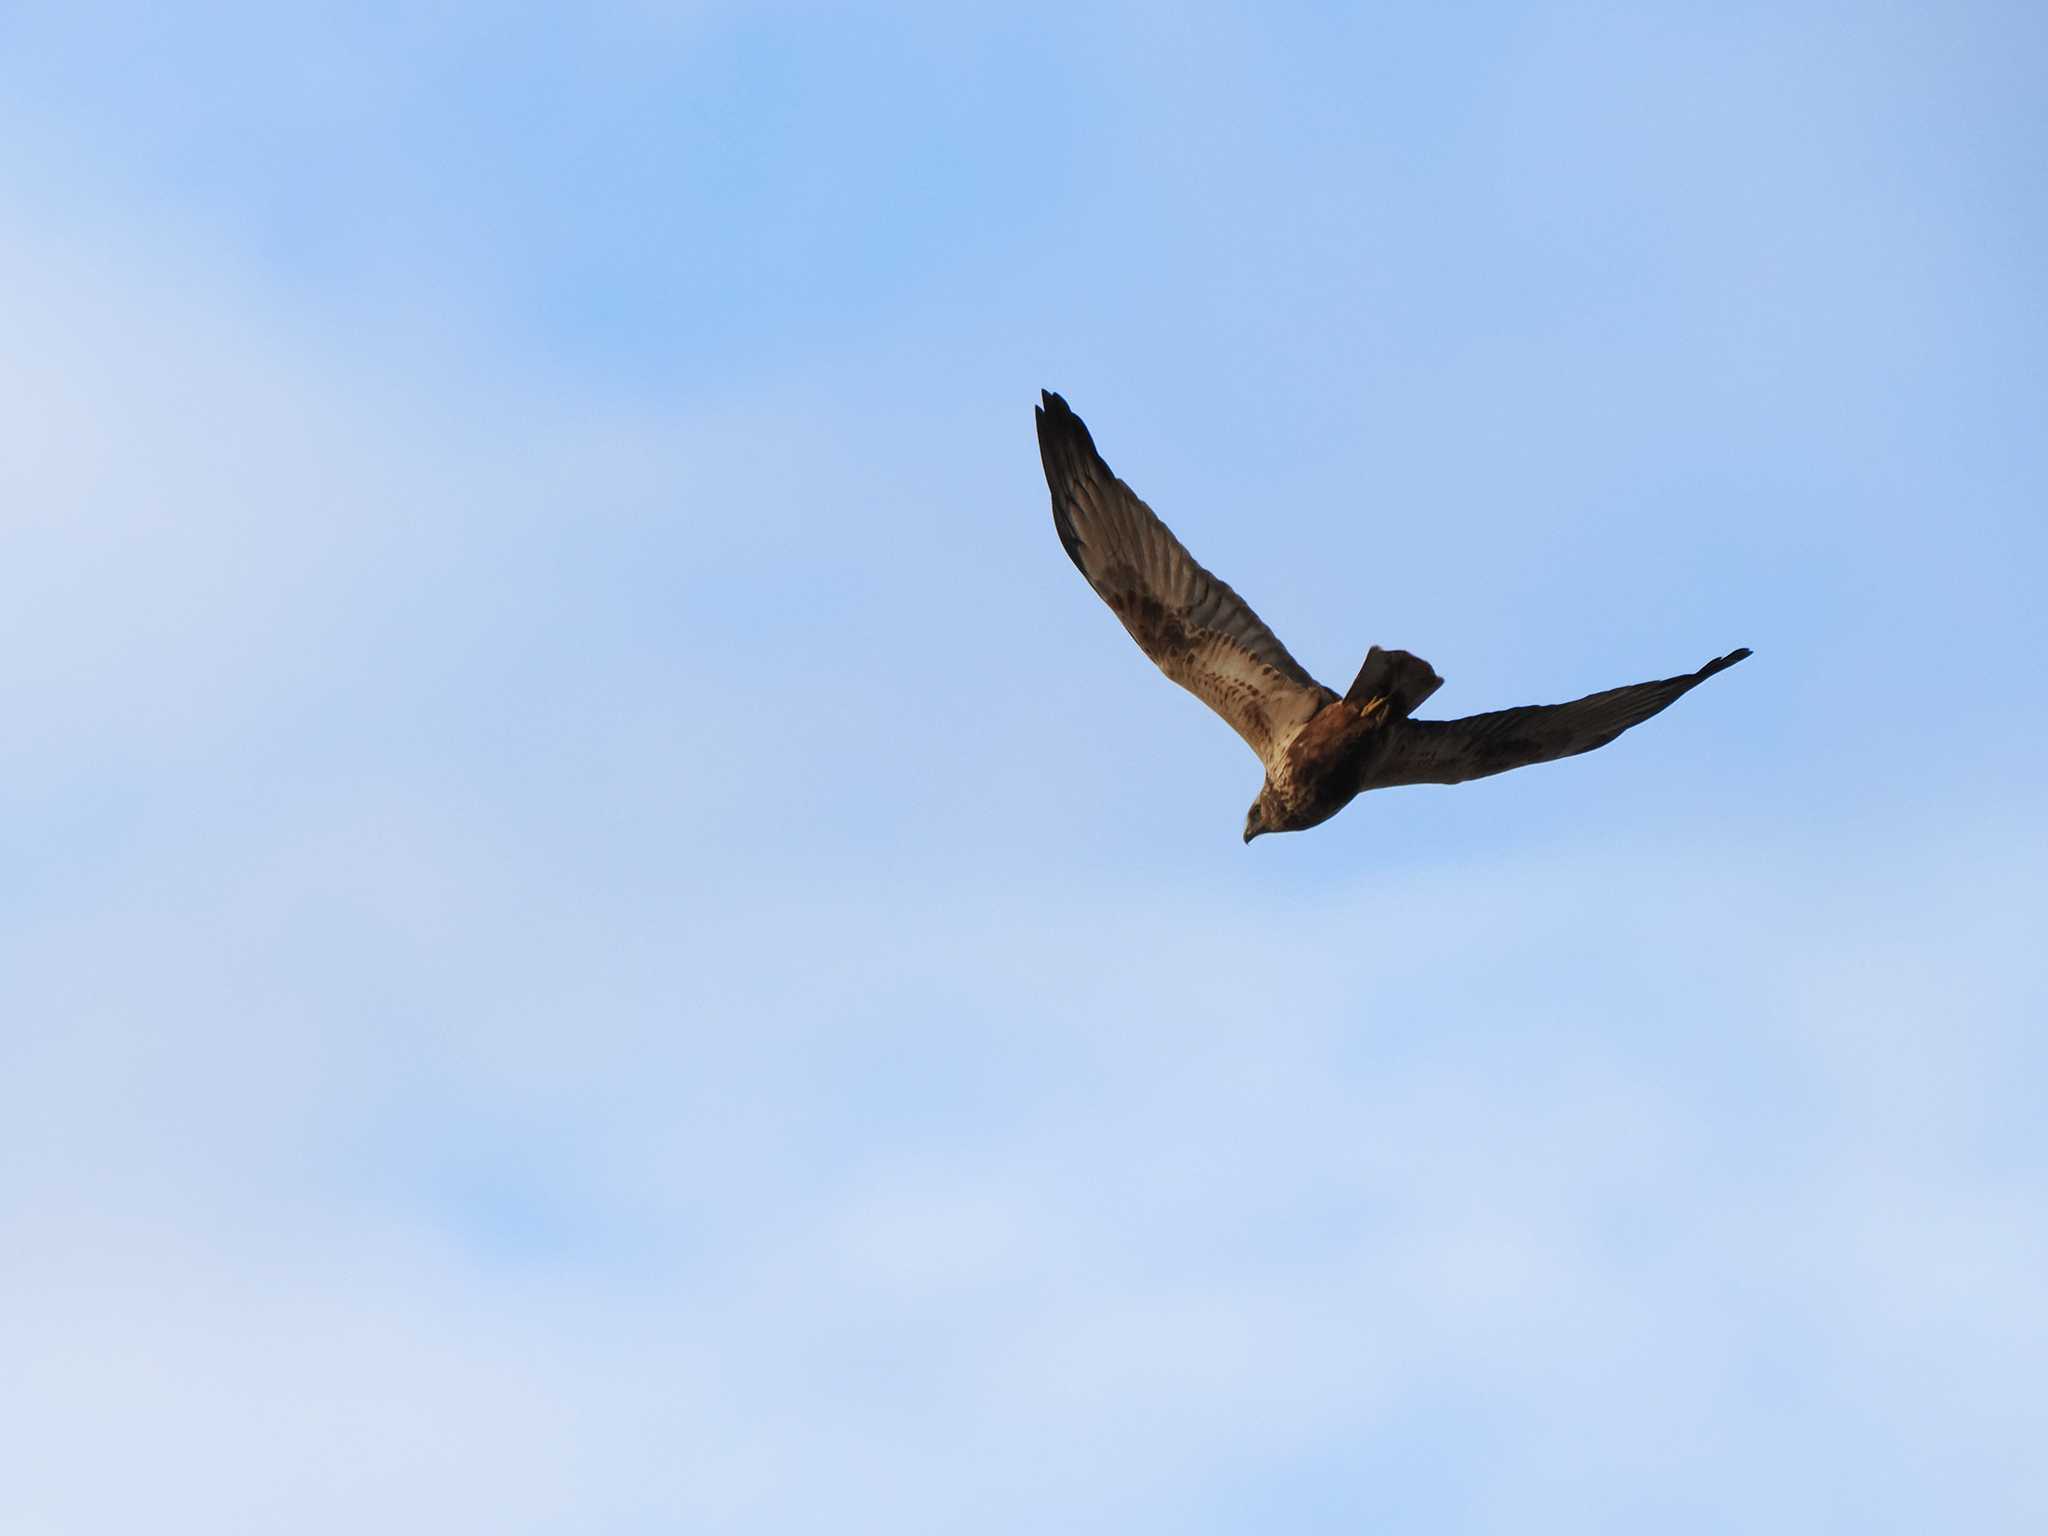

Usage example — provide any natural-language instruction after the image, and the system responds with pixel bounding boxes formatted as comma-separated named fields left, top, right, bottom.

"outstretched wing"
left=1366, top=648, right=1751, bottom=788
left=1036, top=390, right=1331, bottom=765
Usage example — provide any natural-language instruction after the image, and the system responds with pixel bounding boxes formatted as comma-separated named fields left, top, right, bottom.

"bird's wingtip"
left=1035, top=391, right=1096, bottom=460
left=1697, top=646, right=1753, bottom=680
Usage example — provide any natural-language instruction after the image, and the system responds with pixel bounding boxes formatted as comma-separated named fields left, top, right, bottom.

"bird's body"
left=1033, top=390, right=1750, bottom=842
left=1263, top=694, right=1382, bottom=833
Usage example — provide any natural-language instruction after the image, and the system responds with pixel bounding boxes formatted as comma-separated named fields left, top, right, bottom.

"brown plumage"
left=1034, top=390, right=1751, bottom=842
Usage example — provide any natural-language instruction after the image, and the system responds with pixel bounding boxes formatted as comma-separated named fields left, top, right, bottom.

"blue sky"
left=3, top=2, right=2043, bottom=1530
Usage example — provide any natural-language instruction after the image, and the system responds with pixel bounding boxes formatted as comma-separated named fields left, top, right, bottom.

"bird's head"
left=1243, top=798, right=1271, bottom=844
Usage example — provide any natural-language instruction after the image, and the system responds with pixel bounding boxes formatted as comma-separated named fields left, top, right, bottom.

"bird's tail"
left=1344, top=646, right=1444, bottom=718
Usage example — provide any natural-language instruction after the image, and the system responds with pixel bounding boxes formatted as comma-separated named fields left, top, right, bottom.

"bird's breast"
left=1268, top=702, right=1386, bottom=824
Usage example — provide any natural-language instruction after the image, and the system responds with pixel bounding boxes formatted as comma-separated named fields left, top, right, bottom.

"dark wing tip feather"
left=1035, top=389, right=1095, bottom=461
left=1040, top=391, right=1089, bottom=573
left=1696, top=647, right=1752, bottom=681
left=1035, top=388, right=1102, bottom=575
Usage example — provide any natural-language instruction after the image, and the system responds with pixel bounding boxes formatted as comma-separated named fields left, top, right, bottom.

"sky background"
left=3, top=1, right=2044, bottom=1530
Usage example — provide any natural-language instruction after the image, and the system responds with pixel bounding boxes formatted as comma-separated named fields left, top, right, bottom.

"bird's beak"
left=1243, top=826, right=1259, bottom=845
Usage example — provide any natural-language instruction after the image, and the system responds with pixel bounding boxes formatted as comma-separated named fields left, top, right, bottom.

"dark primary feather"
left=1366, top=648, right=1753, bottom=788
left=1035, top=390, right=1330, bottom=763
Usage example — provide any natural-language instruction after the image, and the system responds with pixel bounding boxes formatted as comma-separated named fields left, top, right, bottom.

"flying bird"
left=1034, top=390, right=1750, bottom=843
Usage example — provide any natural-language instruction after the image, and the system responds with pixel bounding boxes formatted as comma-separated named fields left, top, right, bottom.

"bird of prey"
left=1034, top=390, right=1750, bottom=843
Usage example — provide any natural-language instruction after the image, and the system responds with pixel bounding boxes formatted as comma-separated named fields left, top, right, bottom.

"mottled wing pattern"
left=1036, top=391, right=1332, bottom=766
left=1367, top=648, right=1751, bottom=788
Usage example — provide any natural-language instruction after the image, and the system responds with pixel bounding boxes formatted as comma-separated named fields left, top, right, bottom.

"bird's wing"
left=1365, top=648, right=1751, bottom=788
left=1036, top=391, right=1330, bottom=765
